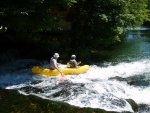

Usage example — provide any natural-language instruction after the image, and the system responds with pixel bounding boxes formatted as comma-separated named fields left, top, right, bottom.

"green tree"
left=69, top=0, right=150, bottom=48
left=0, top=0, right=149, bottom=51
left=0, top=0, right=75, bottom=32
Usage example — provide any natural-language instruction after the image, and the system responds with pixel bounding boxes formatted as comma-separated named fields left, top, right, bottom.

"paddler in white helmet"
left=49, top=53, right=63, bottom=75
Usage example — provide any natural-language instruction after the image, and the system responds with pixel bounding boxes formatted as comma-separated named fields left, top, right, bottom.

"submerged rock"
left=109, top=76, right=126, bottom=81
left=138, top=104, right=150, bottom=113
left=126, top=99, right=138, bottom=112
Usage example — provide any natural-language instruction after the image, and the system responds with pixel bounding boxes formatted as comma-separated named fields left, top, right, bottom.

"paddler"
left=49, top=53, right=63, bottom=75
left=67, top=54, right=81, bottom=68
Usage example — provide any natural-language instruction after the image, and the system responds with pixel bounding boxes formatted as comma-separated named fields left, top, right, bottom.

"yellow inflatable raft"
left=31, top=65, right=90, bottom=76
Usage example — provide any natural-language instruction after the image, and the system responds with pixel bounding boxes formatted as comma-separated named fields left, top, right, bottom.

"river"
left=0, top=27, right=150, bottom=113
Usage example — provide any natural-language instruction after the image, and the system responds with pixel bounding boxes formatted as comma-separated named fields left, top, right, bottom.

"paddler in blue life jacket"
left=67, top=55, right=81, bottom=68
left=49, top=53, right=63, bottom=75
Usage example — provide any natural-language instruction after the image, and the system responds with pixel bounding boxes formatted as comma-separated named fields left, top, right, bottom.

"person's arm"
left=56, top=66, right=63, bottom=75
left=74, top=60, right=81, bottom=68
left=54, top=60, right=63, bottom=75
left=77, top=61, right=81, bottom=66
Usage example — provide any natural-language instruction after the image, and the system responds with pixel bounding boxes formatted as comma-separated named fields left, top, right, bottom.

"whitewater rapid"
left=0, top=58, right=150, bottom=112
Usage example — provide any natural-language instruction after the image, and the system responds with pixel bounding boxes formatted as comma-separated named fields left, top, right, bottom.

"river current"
left=0, top=27, right=150, bottom=113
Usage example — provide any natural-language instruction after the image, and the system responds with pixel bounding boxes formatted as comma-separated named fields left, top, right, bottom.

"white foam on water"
left=85, top=59, right=150, bottom=80
left=123, top=85, right=150, bottom=104
left=2, top=59, right=150, bottom=112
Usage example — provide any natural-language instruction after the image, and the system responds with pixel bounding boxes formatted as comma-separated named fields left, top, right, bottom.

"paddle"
left=59, top=73, right=67, bottom=81
left=58, top=69, right=67, bottom=81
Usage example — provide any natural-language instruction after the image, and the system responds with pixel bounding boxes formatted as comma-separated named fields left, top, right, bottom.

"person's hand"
left=78, top=61, right=81, bottom=64
left=60, top=72, right=63, bottom=75
left=57, top=63, right=60, bottom=68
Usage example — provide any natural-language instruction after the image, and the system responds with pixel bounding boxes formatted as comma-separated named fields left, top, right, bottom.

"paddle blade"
left=59, top=75, right=67, bottom=81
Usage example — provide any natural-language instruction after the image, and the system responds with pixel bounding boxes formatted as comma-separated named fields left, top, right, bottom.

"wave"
left=0, top=58, right=149, bottom=112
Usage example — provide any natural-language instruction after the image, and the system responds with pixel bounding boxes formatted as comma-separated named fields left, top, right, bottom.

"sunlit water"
left=0, top=27, right=150, bottom=113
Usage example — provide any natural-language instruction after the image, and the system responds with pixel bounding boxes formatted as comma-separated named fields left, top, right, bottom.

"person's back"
left=49, top=57, right=57, bottom=70
left=49, top=53, right=65, bottom=79
left=68, top=59, right=77, bottom=68
left=68, top=55, right=81, bottom=68
left=49, top=53, right=59, bottom=70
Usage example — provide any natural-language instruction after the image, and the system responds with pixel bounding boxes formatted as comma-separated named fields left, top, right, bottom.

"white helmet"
left=71, top=54, right=76, bottom=58
left=53, top=53, right=59, bottom=58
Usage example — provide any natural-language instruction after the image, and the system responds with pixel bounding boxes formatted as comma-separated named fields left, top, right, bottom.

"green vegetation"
left=0, top=0, right=150, bottom=59
left=69, top=0, right=150, bottom=48
left=0, top=0, right=75, bottom=32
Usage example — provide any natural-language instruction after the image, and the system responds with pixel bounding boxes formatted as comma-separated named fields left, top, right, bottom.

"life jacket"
left=67, top=60, right=75, bottom=68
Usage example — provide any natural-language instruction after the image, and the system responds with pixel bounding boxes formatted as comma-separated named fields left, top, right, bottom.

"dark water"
left=0, top=27, right=150, bottom=113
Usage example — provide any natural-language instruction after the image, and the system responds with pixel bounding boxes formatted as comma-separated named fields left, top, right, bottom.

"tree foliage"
left=68, top=0, right=150, bottom=48
left=0, top=0, right=149, bottom=49
left=0, top=0, right=75, bottom=32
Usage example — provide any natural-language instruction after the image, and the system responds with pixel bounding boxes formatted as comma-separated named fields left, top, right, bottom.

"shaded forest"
left=0, top=0, right=150, bottom=61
